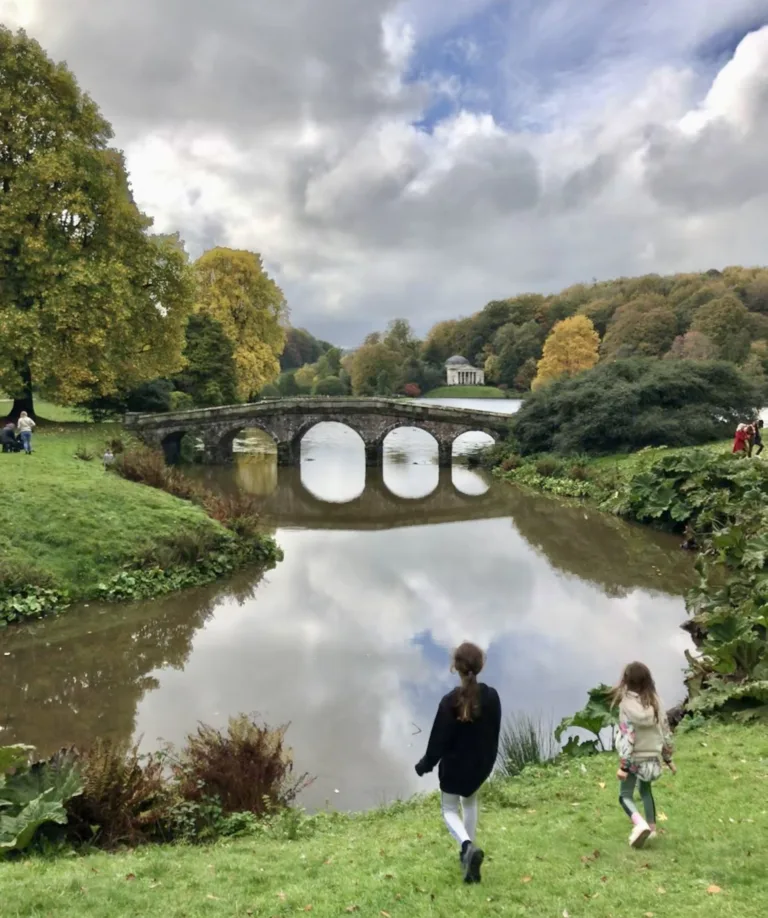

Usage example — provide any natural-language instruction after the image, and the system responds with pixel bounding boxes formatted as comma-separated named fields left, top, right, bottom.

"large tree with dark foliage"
left=513, top=359, right=761, bottom=456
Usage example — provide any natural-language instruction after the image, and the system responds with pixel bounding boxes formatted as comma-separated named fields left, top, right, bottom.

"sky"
left=3, top=0, right=768, bottom=346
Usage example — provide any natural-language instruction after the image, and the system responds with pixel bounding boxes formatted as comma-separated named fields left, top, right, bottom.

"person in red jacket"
left=733, top=423, right=750, bottom=455
left=415, top=642, right=501, bottom=884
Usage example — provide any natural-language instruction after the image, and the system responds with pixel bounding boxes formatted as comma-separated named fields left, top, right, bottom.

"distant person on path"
left=103, top=448, right=115, bottom=469
left=614, top=662, right=676, bottom=849
left=414, top=642, right=501, bottom=884
left=733, top=422, right=750, bottom=455
left=749, top=419, right=764, bottom=457
left=16, top=411, right=35, bottom=454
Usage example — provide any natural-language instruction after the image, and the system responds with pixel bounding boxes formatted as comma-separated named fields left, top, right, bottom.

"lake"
left=0, top=398, right=694, bottom=810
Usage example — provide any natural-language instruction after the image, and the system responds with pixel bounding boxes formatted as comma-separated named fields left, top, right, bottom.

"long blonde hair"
left=612, top=661, right=660, bottom=722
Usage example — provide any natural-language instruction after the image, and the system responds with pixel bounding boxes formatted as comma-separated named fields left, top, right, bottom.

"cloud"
left=5, top=0, right=768, bottom=342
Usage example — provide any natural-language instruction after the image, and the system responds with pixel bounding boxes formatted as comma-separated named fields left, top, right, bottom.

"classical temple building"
left=445, top=355, right=485, bottom=386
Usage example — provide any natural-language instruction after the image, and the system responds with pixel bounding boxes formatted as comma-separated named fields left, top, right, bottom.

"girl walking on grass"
left=415, top=642, right=501, bottom=884
left=614, top=662, right=676, bottom=849
left=16, top=411, right=35, bottom=454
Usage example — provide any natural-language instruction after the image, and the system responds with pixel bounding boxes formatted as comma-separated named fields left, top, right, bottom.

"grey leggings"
left=619, top=774, right=656, bottom=824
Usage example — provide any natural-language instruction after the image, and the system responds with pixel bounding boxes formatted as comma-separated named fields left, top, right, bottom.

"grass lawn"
left=0, top=426, right=225, bottom=597
left=0, top=398, right=91, bottom=423
left=425, top=386, right=509, bottom=399
left=1, top=723, right=765, bottom=917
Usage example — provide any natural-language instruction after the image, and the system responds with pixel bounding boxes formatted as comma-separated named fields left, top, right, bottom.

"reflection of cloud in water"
left=384, top=461, right=438, bottom=499
left=452, top=467, right=490, bottom=496
left=134, top=516, right=692, bottom=810
left=300, top=423, right=366, bottom=503
left=453, top=431, right=495, bottom=457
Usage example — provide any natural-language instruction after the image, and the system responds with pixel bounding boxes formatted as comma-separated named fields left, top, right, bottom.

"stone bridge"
left=124, top=397, right=512, bottom=466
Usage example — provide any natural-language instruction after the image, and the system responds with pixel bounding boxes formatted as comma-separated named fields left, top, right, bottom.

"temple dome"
left=445, top=355, right=471, bottom=366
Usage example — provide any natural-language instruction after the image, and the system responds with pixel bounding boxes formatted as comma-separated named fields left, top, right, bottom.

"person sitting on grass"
left=16, top=410, right=36, bottom=455
left=414, top=642, right=501, bottom=884
left=614, top=661, right=676, bottom=849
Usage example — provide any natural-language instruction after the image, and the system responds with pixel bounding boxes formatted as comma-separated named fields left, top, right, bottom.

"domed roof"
left=445, top=355, right=471, bottom=366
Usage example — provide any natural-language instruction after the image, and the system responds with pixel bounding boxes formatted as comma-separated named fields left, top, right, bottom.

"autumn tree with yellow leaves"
left=532, top=315, right=600, bottom=389
left=194, top=248, right=287, bottom=401
left=0, top=27, right=196, bottom=419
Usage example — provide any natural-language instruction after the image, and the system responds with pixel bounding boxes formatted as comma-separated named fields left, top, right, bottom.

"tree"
left=514, top=359, right=760, bottom=456
left=173, top=314, right=238, bottom=406
left=194, top=247, right=287, bottom=401
left=349, top=341, right=401, bottom=395
left=279, top=327, right=329, bottom=370
left=313, top=375, right=345, bottom=396
left=514, top=357, right=537, bottom=392
left=601, top=296, right=678, bottom=359
left=664, top=331, right=717, bottom=361
left=532, top=316, right=599, bottom=389
left=0, top=28, right=196, bottom=419
left=293, top=364, right=317, bottom=392
left=492, top=320, right=545, bottom=388
left=691, top=294, right=752, bottom=363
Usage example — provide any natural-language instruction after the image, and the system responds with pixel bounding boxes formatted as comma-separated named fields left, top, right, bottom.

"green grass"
left=0, top=398, right=91, bottom=423
left=0, top=427, right=226, bottom=597
left=1, top=723, right=765, bottom=917
left=425, top=385, right=508, bottom=399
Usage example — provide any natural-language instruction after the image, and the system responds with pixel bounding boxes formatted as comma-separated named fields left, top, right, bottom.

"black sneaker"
left=461, top=843, right=484, bottom=884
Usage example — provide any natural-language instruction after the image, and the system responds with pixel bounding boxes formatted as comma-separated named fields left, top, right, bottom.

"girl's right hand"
left=667, top=762, right=677, bottom=775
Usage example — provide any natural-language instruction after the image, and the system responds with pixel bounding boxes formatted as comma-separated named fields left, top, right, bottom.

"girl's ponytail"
left=452, top=642, right=484, bottom=723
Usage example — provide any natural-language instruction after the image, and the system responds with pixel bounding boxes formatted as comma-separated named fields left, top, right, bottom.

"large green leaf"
left=0, top=795, right=69, bottom=852
left=555, top=683, right=617, bottom=744
left=0, top=745, right=35, bottom=775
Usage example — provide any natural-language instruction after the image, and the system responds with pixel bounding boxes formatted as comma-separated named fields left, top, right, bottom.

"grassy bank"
left=425, top=385, right=509, bottom=399
left=0, top=426, right=280, bottom=620
left=1, top=723, right=765, bottom=917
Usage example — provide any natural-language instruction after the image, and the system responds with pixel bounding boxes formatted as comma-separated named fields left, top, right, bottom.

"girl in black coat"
left=415, top=642, right=501, bottom=884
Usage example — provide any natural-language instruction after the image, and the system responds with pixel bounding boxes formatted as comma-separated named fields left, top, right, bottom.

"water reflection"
left=0, top=409, right=695, bottom=811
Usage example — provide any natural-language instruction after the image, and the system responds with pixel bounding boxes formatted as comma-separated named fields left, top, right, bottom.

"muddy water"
left=0, top=401, right=694, bottom=810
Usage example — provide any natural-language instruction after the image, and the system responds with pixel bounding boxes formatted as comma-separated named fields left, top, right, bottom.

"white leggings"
left=441, top=792, right=479, bottom=846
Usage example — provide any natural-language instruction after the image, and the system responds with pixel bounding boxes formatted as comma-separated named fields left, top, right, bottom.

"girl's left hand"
left=616, top=768, right=628, bottom=780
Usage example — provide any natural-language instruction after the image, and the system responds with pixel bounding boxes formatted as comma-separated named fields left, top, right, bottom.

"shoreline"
left=0, top=424, right=282, bottom=627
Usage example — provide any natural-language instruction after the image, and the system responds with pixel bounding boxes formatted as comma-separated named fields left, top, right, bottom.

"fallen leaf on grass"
left=381, top=912, right=391, bottom=917
left=344, top=908, right=359, bottom=914
left=125, top=874, right=136, bottom=881
left=384, top=873, right=394, bottom=879
left=302, top=906, right=313, bottom=912
left=563, top=910, right=570, bottom=918
left=598, top=782, right=606, bottom=789
left=206, top=895, right=220, bottom=901
left=707, top=885, right=723, bottom=895
left=658, top=813, right=668, bottom=822
left=521, top=876, right=532, bottom=884
left=278, top=892, right=286, bottom=902
left=657, top=887, right=666, bottom=894
left=644, top=912, right=655, bottom=916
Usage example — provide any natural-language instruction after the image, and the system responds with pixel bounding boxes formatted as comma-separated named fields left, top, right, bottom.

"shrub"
left=107, top=436, right=125, bottom=455
left=169, top=715, right=313, bottom=818
left=500, top=454, right=522, bottom=472
left=0, top=746, right=84, bottom=855
left=567, top=463, right=590, bottom=481
left=403, top=382, right=421, bottom=397
left=534, top=456, right=562, bottom=478
left=64, top=740, right=168, bottom=848
left=496, top=713, right=557, bottom=777
left=513, top=358, right=760, bottom=456
left=202, top=492, right=264, bottom=537
left=116, top=447, right=203, bottom=503
left=313, top=376, right=345, bottom=396
left=74, top=444, right=95, bottom=462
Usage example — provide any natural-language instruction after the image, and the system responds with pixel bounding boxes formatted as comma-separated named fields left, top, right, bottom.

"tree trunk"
left=5, top=361, right=35, bottom=422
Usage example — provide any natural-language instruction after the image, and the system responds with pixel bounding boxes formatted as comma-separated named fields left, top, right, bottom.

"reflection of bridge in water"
left=237, top=464, right=511, bottom=531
